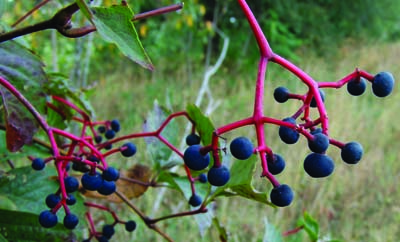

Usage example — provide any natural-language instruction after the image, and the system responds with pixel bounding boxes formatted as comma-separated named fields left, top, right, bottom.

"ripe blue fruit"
left=341, top=142, right=363, bottom=164
left=230, top=136, right=254, bottom=160
left=103, top=167, right=120, bottom=181
left=102, top=224, right=115, bottom=239
left=72, top=162, right=90, bottom=173
left=183, top=145, right=210, bottom=171
left=105, top=130, right=115, bottom=139
left=120, top=142, right=137, bottom=157
left=97, top=180, right=116, bottom=195
left=63, top=213, right=79, bottom=230
left=39, top=210, right=58, bottom=228
left=347, top=77, right=367, bottom=96
left=278, top=117, right=299, bottom=144
left=188, top=194, right=202, bottom=207
left=207, top=165, right=230, bottom=186
left=94, top=135, right=103, bottom=144
left=125, top=220, right=137, bottom=232
left=81, top=172, right=103, bottom=191
left=198, top=173, right=207, bottom=183
left=274, top=86, right=290, bottom=103
left=98, top=236, right=109, bottom=242
left=308, top=133, right=329, bottom=153
left=64, top=176, right=79, bottom=193
left=270, top=184, right=294, bottom=207
left=98, top=126, right=106, bottom=133
left=110, top=119, right=120, bottom=132
left=185, top=133, right=201, bottom=146
left=267, top=154, right=285, bottom=175
left=310, top=89, right=325, bottom=107
left=303, top=153, right=334, bottom=178
left=32, top=158, right=45, bottom=171
left=45, top=194, right=61, bottom=208
left=66, top=194, right=76, bottom=205
left=372, top=71, right=394, bottom=97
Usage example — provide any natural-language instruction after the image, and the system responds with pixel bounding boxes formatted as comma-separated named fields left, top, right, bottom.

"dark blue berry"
left=98, top=126, right=106, bottom=133
left=95, top=135, right=103, bottom=144
left=81, top=172, right=103, bottom=191
left=120, top=142, right=137, bottom=157
left=45, top=194, right=61, bottom=208
left=267, top=154, right=285, bottom=175
left=39, top=210, right=58, bottom=228
left=347, top=77, right=367, bottom=96
left=278, top=117, right=299, bottom=144
left=105, top=130, right=115, bottom=139
left=372, top=71, right=395, bottom=97
left=186, top=133, right=201, bottom=146
left=198, top=173, right=207, bottom=183
left=32, top=158, right=45, bottom=171
left=125, top=220, right=137, bottom=232
left=102, top=224, right=115, bottom=239
left=102, top=167, right=120, bottom=181
left=98, top=236, right=109, bottom=242
left=274, top=86, right=290, bottom=103
left=207, top=165, right=230, bottom=186
left=104, top=142, right=112, bottom=150
left=341, top=142, right=363, bottom=164
left=183, top=145, right=210, bottom=171
left=188, top=194, right=202, bottom=207
left=308, top=133, right=329, bottom=153
left=63, top=213, right=79, bottom=229
left=66, top=194, right=76, bottom=205
left=87, top=155, right=100, bottom=163
left=64, top=176, right=79, bottom=193
left=97, top=180, right=116, bottom=195
left=110, top=119, right=121, bottom=132
left=230, top=136, right=254, bottom=160
left=310, top=128, right=322, bottom=135
left=270, top=184, right=294, bottom=207
left=303, top=153, right=334, bottom=178
left=72, top=162, right=90, bottom=173
left=310, top=89, right=325, bottom=107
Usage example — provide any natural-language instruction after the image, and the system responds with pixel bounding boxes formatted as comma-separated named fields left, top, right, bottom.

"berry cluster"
left=83, top=202, right=137, bottom=241
left=0, top=0, right=395, bottom=240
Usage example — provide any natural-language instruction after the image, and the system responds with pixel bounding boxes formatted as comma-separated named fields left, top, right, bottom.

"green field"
left=87, top=41, right=400, bottom=241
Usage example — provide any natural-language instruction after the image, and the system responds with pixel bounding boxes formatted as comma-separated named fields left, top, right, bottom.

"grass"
left=88, top=41, right=400, bottom=241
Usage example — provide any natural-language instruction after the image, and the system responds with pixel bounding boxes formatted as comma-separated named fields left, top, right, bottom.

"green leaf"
left=43, top=72, right=95, bottom=129
left=207, top=155, right=273, bottom=206
left=91, top=3, right=153, bottom=70
left=0, top=209, right=76, bottom=241
left=0, top=41, right=48, bottom=152
left=212, top=217, right=229, bottom=241
left=263, top=217, right=283, bottom=242
left=75, top=0, right=94, bottom=24
left=297, top=211, right=319, bottom=242
left=0, top=166, right=87, bottom=231
left=186, top=104, right=216, bottom=146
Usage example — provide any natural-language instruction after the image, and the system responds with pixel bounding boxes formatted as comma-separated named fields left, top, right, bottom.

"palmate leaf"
left=90, top=3, right=153, bottom=70
left=0, top=41, right=47, bottom=152
left=0, top=209, right=76, bottom=242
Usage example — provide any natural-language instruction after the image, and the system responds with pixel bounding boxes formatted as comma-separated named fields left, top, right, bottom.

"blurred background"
left=2, top=0, right=400, bottom=241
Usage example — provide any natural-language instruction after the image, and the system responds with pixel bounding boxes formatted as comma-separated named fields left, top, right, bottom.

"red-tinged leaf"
left=0, top=41, right=47, bottom=152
